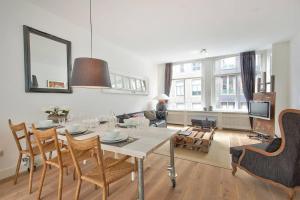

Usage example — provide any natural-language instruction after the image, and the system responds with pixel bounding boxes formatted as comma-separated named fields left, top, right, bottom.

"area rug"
left=154, top=130, right=231, bottom=169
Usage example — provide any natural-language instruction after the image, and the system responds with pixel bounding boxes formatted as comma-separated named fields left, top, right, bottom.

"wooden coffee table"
left=173, top=127, right=215, bottom=153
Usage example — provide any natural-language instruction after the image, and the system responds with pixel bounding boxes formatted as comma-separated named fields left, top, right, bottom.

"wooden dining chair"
left=8, top=119, right=56, bottom=193
left=32, top=126, right=76, bottom=200
left=66, top=132, right=136, bottom=200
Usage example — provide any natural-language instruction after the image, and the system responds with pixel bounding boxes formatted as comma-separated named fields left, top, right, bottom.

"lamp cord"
left=90, top=0, right=93, bottom=58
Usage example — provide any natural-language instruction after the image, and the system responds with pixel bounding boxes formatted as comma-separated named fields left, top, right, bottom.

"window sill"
left=167, top=109, right=248, bottom=114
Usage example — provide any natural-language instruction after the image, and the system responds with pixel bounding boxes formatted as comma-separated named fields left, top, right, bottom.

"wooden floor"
left=0, top=130, right=296, bottom=200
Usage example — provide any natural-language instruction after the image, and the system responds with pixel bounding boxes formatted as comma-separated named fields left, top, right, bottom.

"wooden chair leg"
left=231, top=162, right=237, bottom=176
left=58, top=169, right=63, bottom=200
left=107, top=184, right=110, bottom=196
left=37, top=164, right=47, bottom=200
left=288, top=188, right=295, bottom=200
left=14, top=153, right=22, bottom=185
left=65, top=167, right=69, bottom=176
left=73, top=167, right=76, bottom=180
left=28, top=156, right=34, bottom=193
left=49, top=151, right=52, bottom=169
left=75, top=180, right=82, bottom=200
left=102, top=186, right=107, bottom=200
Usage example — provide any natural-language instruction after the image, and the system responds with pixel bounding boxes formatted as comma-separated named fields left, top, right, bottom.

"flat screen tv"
left=249, top=101, right=271, bottom=120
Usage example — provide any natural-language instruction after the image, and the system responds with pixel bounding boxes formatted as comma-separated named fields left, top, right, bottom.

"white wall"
left=272, top=41, right=291, bottom=135
left=0, top=0, right=157, bottom=179
left=290, top=33, right=300, bottom=109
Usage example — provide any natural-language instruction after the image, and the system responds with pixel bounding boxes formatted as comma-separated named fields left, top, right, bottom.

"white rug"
left=154, top=130, right=231, bottom=169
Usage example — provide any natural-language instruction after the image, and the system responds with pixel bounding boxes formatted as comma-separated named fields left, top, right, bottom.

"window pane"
left=192, top=103, right=202, bottom=110
left=215, top=56, right=240, bottom=75
left=130, top=78, right=136, bottom=90
left=115, top=75, right=123, bottom=88
left=175, top=80, right=184, bottom=96
left=110, top=74, right=116, bottom=88
left=123, top=77, right=130, bottom=90
left=192, top=79, right=201, bottom=96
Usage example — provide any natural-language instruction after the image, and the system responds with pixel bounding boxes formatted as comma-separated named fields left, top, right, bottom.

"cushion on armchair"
left=230, top=143, right=269, bottom=164
left=266, top=138, right=282, bottom=153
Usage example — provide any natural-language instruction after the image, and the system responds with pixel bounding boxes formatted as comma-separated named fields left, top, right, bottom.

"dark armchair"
left=230, top=109, right=300, bottom=199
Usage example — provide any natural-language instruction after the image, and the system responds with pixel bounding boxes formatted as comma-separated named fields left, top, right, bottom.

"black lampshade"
left=71, top=57, right=111, bottom=88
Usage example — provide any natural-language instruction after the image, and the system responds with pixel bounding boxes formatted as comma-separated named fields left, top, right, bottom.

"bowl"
left=104, top=129, right=120, bottom=139
left=38, top=120, right=53, bottom=127
left=66, top=124, right=81, bottom=133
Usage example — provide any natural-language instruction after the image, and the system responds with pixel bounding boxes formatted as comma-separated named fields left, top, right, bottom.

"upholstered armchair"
left=230, top=109, right=300, bottom=200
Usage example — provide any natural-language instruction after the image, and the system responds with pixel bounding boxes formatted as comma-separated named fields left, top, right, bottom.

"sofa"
left=116, top=110, right=167, bottom=128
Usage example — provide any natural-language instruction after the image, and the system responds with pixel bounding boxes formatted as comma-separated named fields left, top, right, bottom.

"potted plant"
left=44, top=106, right=70, bottom=123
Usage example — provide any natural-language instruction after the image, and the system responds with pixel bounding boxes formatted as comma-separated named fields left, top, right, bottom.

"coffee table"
left=174, top=127, right=215, bottom=153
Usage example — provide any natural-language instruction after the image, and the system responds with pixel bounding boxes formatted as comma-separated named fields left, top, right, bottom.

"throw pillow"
left=266, top=138, right=282, bottom=153
left=144, top=111, right=157, bottom=121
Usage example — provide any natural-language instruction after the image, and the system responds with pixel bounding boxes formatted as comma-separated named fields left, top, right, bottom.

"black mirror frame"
left=23, top=25, right=72, bottom=93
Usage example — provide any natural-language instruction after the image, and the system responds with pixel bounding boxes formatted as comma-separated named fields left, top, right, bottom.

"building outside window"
left=175, top=80, right=184, bottom=96
left=191, top=79, right=201, bottom=96
left=169, top=62, right=202, bottom=110
left=214, top=56, right=246, bottom=111
left=168, top=51, right=270, bottom=112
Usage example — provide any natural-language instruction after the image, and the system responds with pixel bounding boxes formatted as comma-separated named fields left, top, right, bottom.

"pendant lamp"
left=71, top=0, right=111, bottom=88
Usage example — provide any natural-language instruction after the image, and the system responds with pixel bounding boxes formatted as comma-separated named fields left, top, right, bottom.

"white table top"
left=58, top=127, right=179, bottom=159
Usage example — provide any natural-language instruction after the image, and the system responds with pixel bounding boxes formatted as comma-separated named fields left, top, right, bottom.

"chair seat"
left=48, top=150, right=74, bottom=167
left=22, top=141, right=56, bottom=156
left=82, top=157, right=134, bottom=186
left=230, top=143, right=269, bottom=164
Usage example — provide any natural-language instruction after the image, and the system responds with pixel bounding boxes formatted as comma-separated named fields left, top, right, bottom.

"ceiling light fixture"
left=199, top=49, right=208, bottom=58
left=71, top=0, right=111, bottom=88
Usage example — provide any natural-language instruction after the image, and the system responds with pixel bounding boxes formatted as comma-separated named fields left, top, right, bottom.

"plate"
left=36, top=124, right=58, bottom=129
left=101, top=132, right=128, bottom=143
left=58, top=128, right=88, bottom=135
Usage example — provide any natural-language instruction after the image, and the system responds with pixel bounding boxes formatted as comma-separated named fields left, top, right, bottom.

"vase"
left=48, top=115, right=67, bottom=123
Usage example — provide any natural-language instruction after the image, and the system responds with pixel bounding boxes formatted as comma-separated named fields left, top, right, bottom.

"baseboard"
left=0, top=165, right=27, bottom=182
left=0, top=157, right=42, bottom=182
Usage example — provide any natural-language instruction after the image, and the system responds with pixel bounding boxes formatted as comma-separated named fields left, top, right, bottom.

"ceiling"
left=29, top=0, right=300, bottom=63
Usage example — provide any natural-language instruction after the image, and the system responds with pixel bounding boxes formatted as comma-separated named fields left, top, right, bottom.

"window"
left=192, top=79, right=201, bottom=96
left=169, top=62, right=202, bottom=110
left=214, top=56, right=246, bottom=111
left=175, top=80, right=184, bottom=96
left=180, top=66, right=185, bottom=73
left=192, top=63, right=201, bottom=71
left=167, top=51, right=271, bottom=112
left=115, top=75, right=123, bottom=88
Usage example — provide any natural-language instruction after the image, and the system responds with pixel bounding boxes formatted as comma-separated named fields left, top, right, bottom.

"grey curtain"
left=164, top=63, right=173, bottom=96
left=240, top=51, right=256, bottom=128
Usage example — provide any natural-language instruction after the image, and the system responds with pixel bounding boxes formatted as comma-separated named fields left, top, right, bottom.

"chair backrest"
left=8, top=119, right=33, bottom=155
left=66, top=132, right=106, bottom=181
left=278, top=109, right=300, bottom=185
left=32, top=125, right=62, bottom=166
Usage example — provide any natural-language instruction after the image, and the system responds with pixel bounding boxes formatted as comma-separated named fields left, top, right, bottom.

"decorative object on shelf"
left=47, top=81, right=65, bottom=89
left=44, top=106, right=69, bottom=123
left=71, top=0, right=111, bottom=88
left=257, top=72, right=275, bottom=92
left=31, top=75, right=38, bottom=88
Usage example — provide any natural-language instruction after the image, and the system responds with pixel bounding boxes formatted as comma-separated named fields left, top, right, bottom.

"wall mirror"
left=23, top=25, right=72, bottom=93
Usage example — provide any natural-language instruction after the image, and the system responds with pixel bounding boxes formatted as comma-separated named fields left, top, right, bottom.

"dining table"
left=57, top=126, right=179, bottom=200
